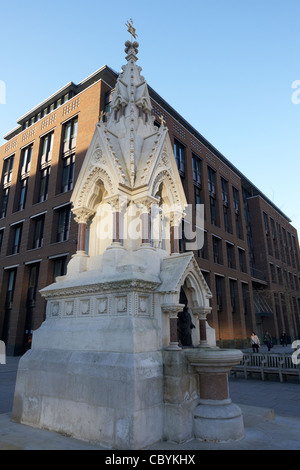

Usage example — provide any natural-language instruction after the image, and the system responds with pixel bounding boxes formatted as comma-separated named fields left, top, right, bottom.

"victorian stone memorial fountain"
left=12, top=23, right=244, bottom=449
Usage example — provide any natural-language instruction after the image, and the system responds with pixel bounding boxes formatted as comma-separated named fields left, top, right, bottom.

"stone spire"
left=105, top=39, right=155, bottom=187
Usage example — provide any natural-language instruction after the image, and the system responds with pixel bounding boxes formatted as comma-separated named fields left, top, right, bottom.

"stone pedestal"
left=185, top=348, right=244, bottom=442
left=13, top=348, right=163, bottom=450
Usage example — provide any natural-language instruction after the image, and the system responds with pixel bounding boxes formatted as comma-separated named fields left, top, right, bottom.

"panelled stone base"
left=12, top=348, right=163, bottom=450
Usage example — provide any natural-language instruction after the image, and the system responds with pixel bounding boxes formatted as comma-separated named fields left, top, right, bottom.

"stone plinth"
left=185, top=348, right=244, bottom=442
left=12, top=348, right=163, bottom=449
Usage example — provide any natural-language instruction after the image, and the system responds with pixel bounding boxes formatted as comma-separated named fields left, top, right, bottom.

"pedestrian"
left=251, top=332, right=260, bottom=353
left=263, top=331, right=272, bottom=351
left=280, top=331, right=288, bottom=347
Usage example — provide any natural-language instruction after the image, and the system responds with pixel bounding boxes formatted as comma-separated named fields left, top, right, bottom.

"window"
left=21, top=145, right=32, bottom=176
left=213, top=236, right=222, bottom=264
left=32, top=215, right=45, bottom=249
left=277, top=266, right=282, bottom=284
left=11, top=223, right=23, bottom=254
left=24, top=262, right=40, bottom=350
left=223, top=205, right=230, bottom=232
left=36, top=132, right=53, bottom=203
left=103, top=90, right=113, bottom=122
left=53, top=256, right=68, bottom=281
left=226, top=242, right=235, bottom=269
left=208, top=167, right=216, bottom=197
left=56, top=205, right=71, bottom=242
left=229, top=279, right=237, bottom=313
left=215, top=275, right=224, bottom=311
left=40, top=132, right=53, bottom=166
left=62, top=117, right=78, bottom=153
left=0, top=187, right=9, bottom=218
left=210, top=196, right=217, bottom=225
left=194, top=186, right=201, bottom=206
left=2, top=267, right=17, bottom=343
left=5, top=268, right=17, bottom=306
left=233, top=188, right=242, bottom=238
left=61, top=155, right=75, bottom=193
left=282, top=227, right=290, bottom=265
left=198, top=231, right=208, bottom=260
left=235, top=213, right=242, bottom=238
left=270, top=263, right=276, bottom=283
left=174, top=139, right=185, bottom=174
left=238, top=248, right=247, bottom=273
left=18, top=178, right=28, bottom=211
left=263, top=212, right=269, bottom=234
left=270, top=218, right=276, bottom=239
left=2, top=156, right=14, bottom=186
left=60, top=117, right=77, bottom=194
left=192, top=154, right=201, bottom=185
left=0, top=229, right=3, bottom=252
left=221, top=177, right=228, bottom=206
left=242, top=283, right=249, bottom=315
left=27, top=263, right=40, bottom=303
left=39, top=167, right=50, bottom=202
left=232, top=187, right=239, bottom=214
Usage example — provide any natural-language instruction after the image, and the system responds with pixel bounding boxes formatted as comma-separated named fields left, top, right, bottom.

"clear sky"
left=0, top=0, right=299, bottom=234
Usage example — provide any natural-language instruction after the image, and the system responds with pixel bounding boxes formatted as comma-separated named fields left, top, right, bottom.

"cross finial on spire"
left=159, top=114, right=166, bottom=127
left=126, top=18, right=137, bottom=43
left=98, top=110, right=105, bottom=122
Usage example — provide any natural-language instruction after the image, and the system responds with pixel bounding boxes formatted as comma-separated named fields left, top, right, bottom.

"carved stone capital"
left=192, top=306, right=212, bottom=320
left=105, top=194, right=128, bottom=212
left=134, top=195, right=159, bottom=214
left=169, top=209, right=184, bottom=227
left=72, top=206, right=95, bottom=224
left=161, top=303, right=185, bottom=319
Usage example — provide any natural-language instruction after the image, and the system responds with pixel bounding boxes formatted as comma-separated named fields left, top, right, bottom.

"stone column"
left=135, top=196, right=159, bottom=249
left=141, top=211, right=150, bottom=244
left=162, top=304, right=185, bottom=350
left=193, top=307, right=212, bottom=348
left=72, top=207, right=95, bottom=255
left=77, top=223, right=87, bottom=253
left=112, top=210, right=121, bottom=243
left=106, top=195, right=127, bottom=248
left=170, top=211, right=183, bottom=255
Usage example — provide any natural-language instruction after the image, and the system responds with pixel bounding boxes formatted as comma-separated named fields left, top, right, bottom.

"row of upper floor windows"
left=263, top=211, right=300, bottom=270
left=174, top=138, right=242, bottom=209
left=0, top=203, right=72, bottom=257
left=269, top=262, right=300, bottom=292
left=21, top=91, right=76, bottom=131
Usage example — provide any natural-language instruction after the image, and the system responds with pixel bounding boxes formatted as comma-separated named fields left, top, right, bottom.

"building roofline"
left=3, top=65, right=118, bottom=141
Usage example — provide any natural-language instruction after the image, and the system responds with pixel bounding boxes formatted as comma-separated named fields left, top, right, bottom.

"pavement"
left=0, top=345, right=300, bottom=452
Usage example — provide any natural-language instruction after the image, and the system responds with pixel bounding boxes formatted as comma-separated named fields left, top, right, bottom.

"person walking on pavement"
left=264, top=331, right=272, bottom=351
left=251, top=332, right=260, bottom=353
left=280, top=331, right=288, bottom=347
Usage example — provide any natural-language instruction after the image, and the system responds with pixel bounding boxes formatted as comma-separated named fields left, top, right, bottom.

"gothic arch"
left=150, top=169, right=182, bottom=208
left=180, top=271, right=208, bottom=309
left=73, top=165, right=116, bottom=213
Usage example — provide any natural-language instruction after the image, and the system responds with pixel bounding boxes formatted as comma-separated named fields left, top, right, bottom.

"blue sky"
left=0, top=0, right=299, bottom=234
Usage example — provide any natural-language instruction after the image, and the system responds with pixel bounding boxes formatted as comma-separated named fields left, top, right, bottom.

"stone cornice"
left=41, top=278, right=160, bottom=300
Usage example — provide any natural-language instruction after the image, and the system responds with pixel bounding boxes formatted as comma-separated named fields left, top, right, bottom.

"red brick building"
left=0, top=64, right=299, bottom=355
